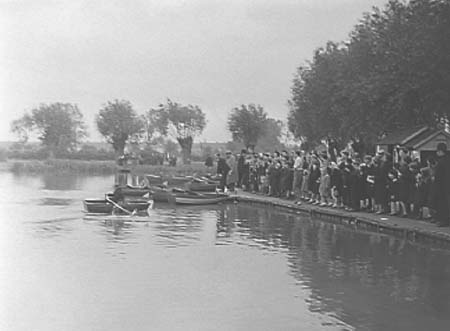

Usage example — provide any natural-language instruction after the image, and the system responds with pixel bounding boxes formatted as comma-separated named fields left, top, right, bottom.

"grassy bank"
left=3, top=159, right=211, bottom=176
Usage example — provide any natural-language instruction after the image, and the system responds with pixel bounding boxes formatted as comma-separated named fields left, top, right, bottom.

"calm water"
left=0, top=171, right=450, bottom=331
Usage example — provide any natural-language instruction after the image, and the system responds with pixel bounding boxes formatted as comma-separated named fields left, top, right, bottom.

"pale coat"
left=226, top=155, right=238, bottom=185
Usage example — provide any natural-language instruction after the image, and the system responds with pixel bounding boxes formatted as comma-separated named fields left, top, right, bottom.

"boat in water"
left=174, top=191, right=230, bottom=205
left=183, top=177, right=219, bottom=192
left=83, top=196, right=152, bottom=214
left=149, top=185, right=230, bottom=205
left=116, top=185, right=150, bottom=197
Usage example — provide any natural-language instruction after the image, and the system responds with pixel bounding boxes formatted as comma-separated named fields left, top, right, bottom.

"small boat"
left=120, top=185, right=150, bottom=196
left=149, top=186, right=186, bottom=203
left=145, top=174, right=163, bottom=185
left=83, top=196, right=152, bottom=214
left=184, top=178, right=217, bottom=192
left=167, top=176, right=193, bottom=186
left=115, top=185, right=150, bottom=197
left=175, top=192, right=230, bottom=205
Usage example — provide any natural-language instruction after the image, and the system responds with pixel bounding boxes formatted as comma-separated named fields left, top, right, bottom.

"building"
left=376, top=125, right=450, bottom=164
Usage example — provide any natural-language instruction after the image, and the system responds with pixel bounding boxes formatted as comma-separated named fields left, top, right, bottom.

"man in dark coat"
left=216, top=153, right=230, bottom=191
left=237, top=149, right=247, bottom=188
left=433, top=143, right=450, bottom=227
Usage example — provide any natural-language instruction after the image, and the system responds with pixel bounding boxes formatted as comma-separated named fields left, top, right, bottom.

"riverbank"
left=1, top=159, right=209, bottom=176
left=235, top=190, right=450, bottom=248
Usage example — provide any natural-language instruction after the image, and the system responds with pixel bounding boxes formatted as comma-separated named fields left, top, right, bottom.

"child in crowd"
left=300, top=168, right=310, bottom=202
left=388, top=164, right=401, bottom=216
left=319, top=166, right=331, bottom=206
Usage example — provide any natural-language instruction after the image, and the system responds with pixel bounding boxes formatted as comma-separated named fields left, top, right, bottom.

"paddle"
left=105, top=195, right=133, bottom=215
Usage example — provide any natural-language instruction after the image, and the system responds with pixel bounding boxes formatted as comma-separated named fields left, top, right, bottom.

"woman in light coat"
left=226, top=151, right=238, bottom=192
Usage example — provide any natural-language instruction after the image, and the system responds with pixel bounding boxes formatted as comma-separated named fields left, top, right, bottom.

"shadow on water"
left=227, top=204, right=450, bottom=331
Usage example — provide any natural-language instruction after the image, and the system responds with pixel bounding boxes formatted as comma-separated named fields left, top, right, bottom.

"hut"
left=376, top=125, right=450, bottom=164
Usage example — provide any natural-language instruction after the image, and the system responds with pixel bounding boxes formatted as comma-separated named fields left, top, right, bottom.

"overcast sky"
left=0, top=0, right=387, bottom=142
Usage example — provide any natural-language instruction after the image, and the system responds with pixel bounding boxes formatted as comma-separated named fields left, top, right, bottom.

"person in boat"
left=111, top=186, right=125, bottom=203
left=216, top=153, right=230, bottom=191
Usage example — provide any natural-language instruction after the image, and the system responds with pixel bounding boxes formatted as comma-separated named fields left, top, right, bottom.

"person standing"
left=216, top=153, right=230, bottom=191
left=205, top=154, right=214, bottom=169
left=226, top=151, right=238, bottom=192
left=292, top=151, right=304, bottom=202
left=237, top=149, right=247, bottom=188
left=433, top=143, right=450, bottom=227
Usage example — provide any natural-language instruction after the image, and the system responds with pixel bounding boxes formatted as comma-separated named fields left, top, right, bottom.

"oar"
left=105, top=195, right=133, bottom=215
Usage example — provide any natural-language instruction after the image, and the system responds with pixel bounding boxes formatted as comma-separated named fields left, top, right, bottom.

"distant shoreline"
left=0, top=159, right=209, bottom=176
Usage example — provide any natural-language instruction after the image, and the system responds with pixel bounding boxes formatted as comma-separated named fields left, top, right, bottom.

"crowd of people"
left=213, top=142, right=450, bottom=227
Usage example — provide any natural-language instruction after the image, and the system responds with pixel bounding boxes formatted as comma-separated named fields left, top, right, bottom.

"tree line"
left=288, top=0, right=450, bottom=153
left=11, top=99, right=284, bottom=163
left=12, top=0, right=446, bottom=159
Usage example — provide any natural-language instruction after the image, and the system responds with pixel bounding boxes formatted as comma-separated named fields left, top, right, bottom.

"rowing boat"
left=184, top=181, right=217, bottom=192
left=174, top=192, right=230, bottom=205
left=116, top=185, right=150, bottom=197
left=83, top=197, right=152, bottom=214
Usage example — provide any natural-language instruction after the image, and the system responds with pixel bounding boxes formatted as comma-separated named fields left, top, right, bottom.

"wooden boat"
left=115, top=185, right=150, bottom=197
left=184, top=179, right=217, bottom=192
left=167, top=176, right=193, bottom=186
left=145, top=174, right=163, bottom=185
left=175, top=192, right=230, bottom=205
left=149, top=186, right=186, bottom=203
left=83, top=196, right=152, bottom=214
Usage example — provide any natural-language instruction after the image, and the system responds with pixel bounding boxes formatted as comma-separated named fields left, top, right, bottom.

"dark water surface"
left=1, top=171, right=450, bottom=331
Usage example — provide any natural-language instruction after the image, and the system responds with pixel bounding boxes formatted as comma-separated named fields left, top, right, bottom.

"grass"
left=4, top=159, right=211, bottom=176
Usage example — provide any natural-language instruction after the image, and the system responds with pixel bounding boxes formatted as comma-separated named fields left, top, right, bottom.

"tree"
left=288, top=0, right=450, bottom=151
left=149, top=99, right=206, bottom=164
left=227, top=104, right=268, bottom=151
left=11, top=103, right=86, bottom=155
left=96, top=100, right=144, bottom=156
left=257, top=118, right=284, bottom=152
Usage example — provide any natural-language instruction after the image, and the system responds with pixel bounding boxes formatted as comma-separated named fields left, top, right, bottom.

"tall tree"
left=288, top=0, right=450, bottom=150
left=149, top=99, right=206, bottom=164
left=96, top=100, right=144, bottom=156
left=257, top=118, right=284, bottom=152
left=227, top=104, right=268, bottom=151
left=11, top=103, right=86, bottom=154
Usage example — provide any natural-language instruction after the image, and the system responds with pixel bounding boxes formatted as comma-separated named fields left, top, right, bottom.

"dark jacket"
left=217, top=158, right=230, bottom=176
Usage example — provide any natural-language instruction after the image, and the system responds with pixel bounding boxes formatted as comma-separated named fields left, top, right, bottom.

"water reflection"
left=39, top=197, right=74, bottom=206
left=231, top=204, right=450, bottom=331
left=30, top=216, right=78, bottom=239
left=151, top=206, right=205, bottom=247
left=4, top=171, right=450, bottom=331
left=41, top=172, right=82, bottom=190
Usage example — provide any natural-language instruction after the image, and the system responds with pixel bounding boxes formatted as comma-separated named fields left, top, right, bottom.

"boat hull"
left=175, top=194, right=230, bottom=205
left=83, top=199, right=151, bottom=214
left=117, top=187, right=150, bottom=197
left=184, top=182, right=217, bottom=192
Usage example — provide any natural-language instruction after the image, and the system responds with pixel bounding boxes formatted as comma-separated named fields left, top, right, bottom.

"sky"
left=0, top=0, right=388, bottom=143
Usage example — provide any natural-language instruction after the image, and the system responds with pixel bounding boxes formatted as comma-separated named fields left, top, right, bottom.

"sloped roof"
left=404, top=128, right=450, bottom=149
left=376, top=126, right=428, bottom=145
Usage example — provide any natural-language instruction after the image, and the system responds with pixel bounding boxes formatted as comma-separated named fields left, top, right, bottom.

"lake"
left=0, top=171, right=449, bottom=331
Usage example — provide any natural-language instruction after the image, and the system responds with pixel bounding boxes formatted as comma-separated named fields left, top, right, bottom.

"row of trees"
left=11, top=100, right=286, bottom=163
left=288, top=0, right=450, bottom=153
left=11, top=99, right=206, bottom=163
